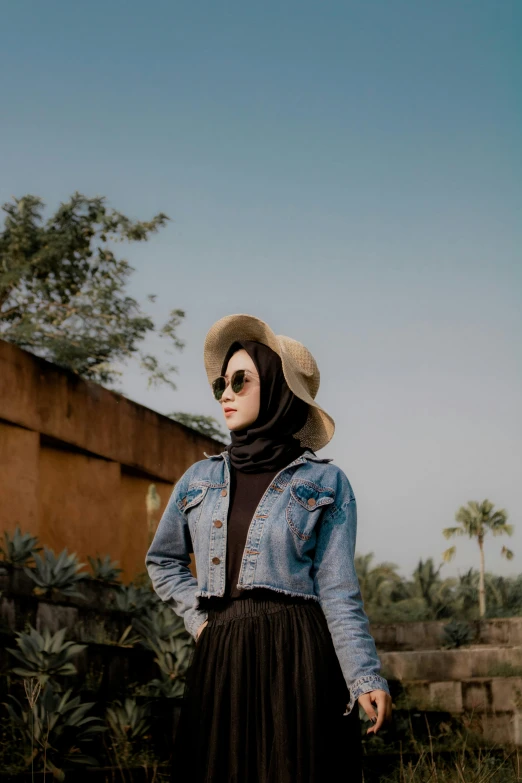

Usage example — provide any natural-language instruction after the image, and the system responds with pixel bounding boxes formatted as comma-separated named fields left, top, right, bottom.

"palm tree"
left=443, top=500, right=514, bottom=617
left=410, top=558, right=457, bottom=619
left=354, top=553, right=404, bottom=610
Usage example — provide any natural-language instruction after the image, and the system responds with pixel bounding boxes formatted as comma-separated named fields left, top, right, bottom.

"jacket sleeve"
left=145, top=468, right=208, bottom=639
left=312, top=474, right=390, bottom=714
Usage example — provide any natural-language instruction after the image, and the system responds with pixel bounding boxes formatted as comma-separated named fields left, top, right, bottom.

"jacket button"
left=307, top=498, right=316, bottom=507
left=221, top=489, right=227, bottom=496
left=213, top=520, right=223, bottom=528
left=212, top=556, right=221, bottom=565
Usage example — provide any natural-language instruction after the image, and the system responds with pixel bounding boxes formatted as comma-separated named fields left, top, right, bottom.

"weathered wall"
left=0, top=340, right=225, bottom=580
left=381, top=645, right=522, bottom=681
left=372, top=618, right=522, bottom=651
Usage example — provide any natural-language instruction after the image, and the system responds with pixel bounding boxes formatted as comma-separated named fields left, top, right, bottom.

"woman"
left=146, top=313, right=392, bottom=783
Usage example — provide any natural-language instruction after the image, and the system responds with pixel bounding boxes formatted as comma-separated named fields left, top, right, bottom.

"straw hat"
left=203, top=314, right=335, bottom=451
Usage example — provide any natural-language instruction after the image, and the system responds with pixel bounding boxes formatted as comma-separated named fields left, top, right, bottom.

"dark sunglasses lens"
left=212, top=377, right=226, bottom=400
left=231, top=370, right=246, bottom=393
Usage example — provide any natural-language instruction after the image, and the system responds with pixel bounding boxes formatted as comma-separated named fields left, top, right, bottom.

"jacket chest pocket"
left=285, top=481, right=335, bottom=541
left=178, top=483, right=209, bottom=535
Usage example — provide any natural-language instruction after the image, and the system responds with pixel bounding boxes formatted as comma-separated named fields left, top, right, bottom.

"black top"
left=225, top=464, right=281, bottom=598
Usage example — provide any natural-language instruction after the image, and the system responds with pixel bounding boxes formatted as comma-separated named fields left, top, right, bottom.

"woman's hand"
left=357, top=690, right=393, bottom=734
left=196, top=619, right=208, bottom=641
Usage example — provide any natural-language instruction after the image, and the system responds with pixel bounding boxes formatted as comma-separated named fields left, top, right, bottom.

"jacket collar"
left=203, top=448, right=332, bottom=464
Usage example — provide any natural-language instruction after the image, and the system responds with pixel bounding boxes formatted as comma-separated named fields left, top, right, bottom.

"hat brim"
left=204, top=314, right=335, bottom=451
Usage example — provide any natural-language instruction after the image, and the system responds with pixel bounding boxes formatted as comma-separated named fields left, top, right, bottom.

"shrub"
left=132, top=604, right=193, bottom=698
left=6, top=626, right=86, bottom=686
left=487, top=662, right=522, bottom=678
left=105, top=698, right=152, bottom=766
left=24, top=546, right=89, bottom=598
left=114, top=582, right=160, bottom=614
left=132, top=601, right=186, bottom=642
left=87, top=553, right=123, bottom=583
left=0, top=525, right=42, bottom=565
left=2, top=680, right=106, bottom=778
left=441, top=620, right=476, bottom=649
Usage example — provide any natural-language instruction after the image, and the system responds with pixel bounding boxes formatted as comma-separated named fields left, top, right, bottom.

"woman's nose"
left=221, top=382, right=234, bottom=402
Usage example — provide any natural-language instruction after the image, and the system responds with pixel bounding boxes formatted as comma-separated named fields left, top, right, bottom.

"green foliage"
left=377, top=748, right=520, bottom=782
left=105, top=698, right=151, bottom=744
left=167, top=411, right=228, bottom=441
left=0, top=711, right=27, bottom=774
left=443, top=500, right=514, bottom=618
left=24, top=546, right=88, bottom=598
left=132, top=601, right=187, bottom=643
left=487, top=662, right=522, bottom=677
left=357, top=555, right=458, bottom=624
left=2, top=680, right=105, bottom=778
left=443, top=499, right=513, bottom=563
left=6, top=626, right=86, bottom=686
left=132, top=603, right=193, bottom=698
left=0, top=525, right=42, bottom=565
left=113, top=582, right=160, bottom=614
left=359, top=557, right=522, bottom=624
left=484, top=573, right=522, bottom=617
left=145, top=629, right=193, bottom=682
left=0, top=192, right=185, bottom=389
left=441, top=620, right=476, bottom=649
left=87, top=553, right=123, bottom=583
left=133, top=673, right=186, bottom=699
left=356, top=553, right=405, bottom=609
left=105, top=698, right=152, bottom=768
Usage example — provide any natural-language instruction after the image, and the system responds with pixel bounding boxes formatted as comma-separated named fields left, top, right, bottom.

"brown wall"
left=0, top=340, right=224, bottom=581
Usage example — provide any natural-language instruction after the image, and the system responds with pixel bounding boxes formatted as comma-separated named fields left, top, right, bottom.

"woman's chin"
left=227, top=417, right=256, bottom=432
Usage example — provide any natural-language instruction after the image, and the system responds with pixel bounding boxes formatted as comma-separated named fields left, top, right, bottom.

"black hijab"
left=220, top=340, right=310, bottom=473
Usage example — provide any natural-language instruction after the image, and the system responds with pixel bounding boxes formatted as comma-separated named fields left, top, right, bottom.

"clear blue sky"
left=1, top=0, right=520, bottom=577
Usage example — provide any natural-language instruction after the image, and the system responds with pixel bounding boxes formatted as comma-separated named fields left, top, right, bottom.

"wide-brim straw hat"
left=203, top=314, right=335, bottom=451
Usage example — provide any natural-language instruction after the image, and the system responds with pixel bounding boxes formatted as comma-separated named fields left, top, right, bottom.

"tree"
left=355, top=553, right=405, bottom=610
left=409, top=558, right=457, bottom=619
left=166, top=412, right=227, bottom=442
left=443, top=500, right=514, bottom=617
left=0, top=193, right=183, bottom=389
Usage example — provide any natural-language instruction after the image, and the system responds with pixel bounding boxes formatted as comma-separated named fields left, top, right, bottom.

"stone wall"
left=381, top=646, right=522, bottom=681
left=375, top=619, right=522, bottom=746
left=372, top=617, right=522, bottom=651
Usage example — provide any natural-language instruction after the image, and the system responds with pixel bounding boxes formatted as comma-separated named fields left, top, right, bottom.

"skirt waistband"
left=200, top=590, right=317, bottom=623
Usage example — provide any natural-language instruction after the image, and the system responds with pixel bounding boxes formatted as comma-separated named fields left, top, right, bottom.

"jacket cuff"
left=186, top=607, right=209, bottom=640
left=343, top=674, right=390, bottom=715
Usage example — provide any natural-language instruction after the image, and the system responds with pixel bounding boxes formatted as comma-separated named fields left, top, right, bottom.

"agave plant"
left=148, top=633, right=193, bottom=683
left=7, top=626, right=86, bottom=686
left=132, top=604, right=193, bottom=698
left=113, top=582, right=159, bottom=614
left=105, top=698, right=152, bottom=765
left=132, top=601, right=186, bottom=642
left=105, top=697, right=151, bottom=744
left=134, top=671, right=186, bottom=699
left=24, top=546, right=88, bottom=598
left=441, top=619, right=476, bottom=649
left=3, top=680, right=106, bottom=777
left=87, top=554, right=123, bottom=583
left=0, top=525, right=42, bottom=565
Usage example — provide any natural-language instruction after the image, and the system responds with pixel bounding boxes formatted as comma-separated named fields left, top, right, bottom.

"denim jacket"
left=145, top=448, right=390, bottom=713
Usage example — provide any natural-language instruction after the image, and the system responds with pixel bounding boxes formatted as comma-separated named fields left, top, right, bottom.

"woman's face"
left=219, top=349, right=261, bottom=431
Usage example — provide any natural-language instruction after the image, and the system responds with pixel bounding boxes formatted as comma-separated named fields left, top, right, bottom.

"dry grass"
left=376, top=748, right=521, bottom=782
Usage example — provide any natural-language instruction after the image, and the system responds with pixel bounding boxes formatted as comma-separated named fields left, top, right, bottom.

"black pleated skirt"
left=171, top=591, right=362, bottom=783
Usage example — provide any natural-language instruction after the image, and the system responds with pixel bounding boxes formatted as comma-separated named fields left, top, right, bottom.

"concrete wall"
left=400, top=677, right=522, bottom=715
left=381, top=646, right=522, bottom=681
left=372, top=617, right=522, bottom=651
left=0, top=340, right=225, bottom=581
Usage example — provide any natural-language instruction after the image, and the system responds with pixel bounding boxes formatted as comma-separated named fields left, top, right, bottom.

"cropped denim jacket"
left=145, top=448, right=390, bottom=713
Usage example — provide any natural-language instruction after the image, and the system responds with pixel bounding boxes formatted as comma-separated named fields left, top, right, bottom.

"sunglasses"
left=212, top=369, right=257, bottom=401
